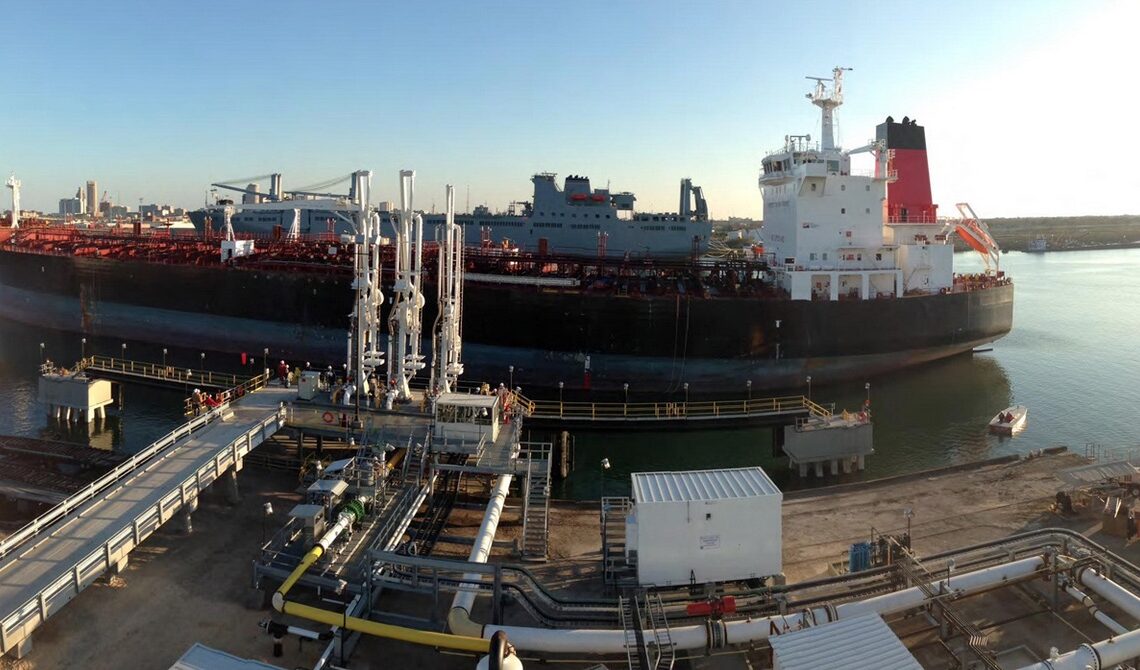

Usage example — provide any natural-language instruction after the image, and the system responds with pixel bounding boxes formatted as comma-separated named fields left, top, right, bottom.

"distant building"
left=85, top=181, right=98, bottom=217
left=107, top=204, right=129, bottom=219
left=59, top=197, right=83, bottom=215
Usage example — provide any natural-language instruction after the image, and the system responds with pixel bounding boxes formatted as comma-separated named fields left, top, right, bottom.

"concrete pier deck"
left=0, top=387, right=291, bottom=658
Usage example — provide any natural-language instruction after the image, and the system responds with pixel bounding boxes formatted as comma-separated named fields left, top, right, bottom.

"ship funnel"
left=876, top=117, right=936, bottom=223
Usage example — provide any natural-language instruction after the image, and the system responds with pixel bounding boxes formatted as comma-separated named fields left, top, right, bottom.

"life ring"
left=322, top=411, right=335, bottom=424
left=858, top=410, right=868, bottom=422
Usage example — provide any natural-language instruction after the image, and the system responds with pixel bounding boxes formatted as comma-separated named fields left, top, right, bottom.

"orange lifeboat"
left=591, top=194, right=606, bottom=202
left=570, top=193, right=588, bottom=202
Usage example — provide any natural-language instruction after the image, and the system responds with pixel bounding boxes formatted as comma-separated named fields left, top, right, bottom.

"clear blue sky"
left=3, top=0, right=1133, bottom=218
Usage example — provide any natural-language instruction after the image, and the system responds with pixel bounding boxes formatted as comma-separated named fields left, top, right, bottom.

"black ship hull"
left=0, top=248, right=1014, bottom=394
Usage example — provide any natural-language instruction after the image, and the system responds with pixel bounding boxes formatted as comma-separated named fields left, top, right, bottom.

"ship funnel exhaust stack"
left=5, top=174, right=20, bottom=230
left=347, top=170, right=385, bottom=395
left=386, top=170, right=427, bottom=405
left=269, top=173, right=283, bottom=201
left=807, top=66, right=851, bottom=151
left=430, top=185, right=464, bottom=396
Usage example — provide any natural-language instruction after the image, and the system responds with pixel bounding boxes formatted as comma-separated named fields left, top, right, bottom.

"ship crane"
left=5, top=174, right=19, bottom=229
left=386, top=170, right=426, bottom=405
left=345, top=170, right=386, bottom=406
left=430, top=184, right=464, bottom=396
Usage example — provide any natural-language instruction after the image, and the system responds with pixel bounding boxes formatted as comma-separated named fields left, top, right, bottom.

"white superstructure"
left=758, top=67, right=956, bottom=301
left=5, top=174, right=19, bottom=230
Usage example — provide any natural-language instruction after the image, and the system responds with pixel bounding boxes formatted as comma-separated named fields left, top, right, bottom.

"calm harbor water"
left=1, top=248, right=1137, bottom=502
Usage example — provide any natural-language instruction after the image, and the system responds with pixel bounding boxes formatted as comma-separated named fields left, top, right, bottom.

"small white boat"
left=989, top=405, right=1028, bottom=435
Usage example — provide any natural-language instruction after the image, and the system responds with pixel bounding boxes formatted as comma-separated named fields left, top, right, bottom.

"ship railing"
left=526, top=394, right=823, bottom=422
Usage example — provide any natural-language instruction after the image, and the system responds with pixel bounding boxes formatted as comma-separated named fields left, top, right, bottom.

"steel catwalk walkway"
left=0, top=387, right=291, bottom=658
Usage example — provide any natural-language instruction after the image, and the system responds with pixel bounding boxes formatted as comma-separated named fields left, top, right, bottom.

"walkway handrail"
left=183, top=371, right=271, bottom=416
left=524, top=394, right=827, bottom=421
left=0, top=406, right=227, bottom=561
left=81, top=354, right=245, bottom=389
left=0, top=405, right=287, bottom=655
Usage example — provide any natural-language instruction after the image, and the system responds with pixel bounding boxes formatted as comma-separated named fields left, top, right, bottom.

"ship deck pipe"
left=448, top=473, right=513, bottom=638
left=1062, top=581, right=1128, bottom=635
left=473, top=555, right=1045, bottom=654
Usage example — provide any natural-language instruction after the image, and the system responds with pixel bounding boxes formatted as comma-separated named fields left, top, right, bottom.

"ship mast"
left=386, top=170, right=426, bottom=404
left=5, top=174, right=20, bottom=229
left=347, top=170, right=385, bottom=413
left=430, top=185, right=464, bottom=395
left=807, top=66, right=851, bottom=152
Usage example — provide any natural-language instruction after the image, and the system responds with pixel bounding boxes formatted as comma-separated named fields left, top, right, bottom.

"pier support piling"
left=224, top=469, right=241, bottom=505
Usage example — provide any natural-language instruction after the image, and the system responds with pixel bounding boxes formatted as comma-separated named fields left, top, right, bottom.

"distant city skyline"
left=3, top=0, right=1136, bottom=219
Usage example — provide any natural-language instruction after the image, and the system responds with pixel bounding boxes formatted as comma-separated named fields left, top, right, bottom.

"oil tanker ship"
left=0, top=71, right=1012, bottom=394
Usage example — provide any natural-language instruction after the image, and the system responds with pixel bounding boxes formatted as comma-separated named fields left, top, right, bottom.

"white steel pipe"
left=1018, top=628, right=1140, bottom=670
left=834, top=556, right=1044, bottom=620
left=448, top=474, right=513, bottom=636
left=1078, top=566, right=1140, bottom=623
left=1063, top=582, right=1128, bottom=635
left=478, top=556, right=1044, bottom=654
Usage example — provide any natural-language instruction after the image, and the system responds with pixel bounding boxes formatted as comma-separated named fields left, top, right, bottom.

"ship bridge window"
left=875, top=252, right=883, bottom=261
left=841, top=184, right=846, bottom=191
left=784, top=257, right=795, bottom=265
left=827, top=160, right=840, bottom=172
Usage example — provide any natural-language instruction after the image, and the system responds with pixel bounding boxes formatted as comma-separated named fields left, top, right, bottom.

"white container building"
left=628, top=467, right=782, bottom=586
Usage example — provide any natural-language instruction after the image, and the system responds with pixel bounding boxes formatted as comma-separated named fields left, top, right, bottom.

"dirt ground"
left=5, top=449, right=1136, bottom=670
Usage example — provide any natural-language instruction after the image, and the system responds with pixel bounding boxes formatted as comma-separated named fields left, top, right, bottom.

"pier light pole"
left=623, top=383, right=629, bottom=405
left=683, top=382, right=689, bottom=405
left=509, top=365, right=514, bottom=389
left=81, top=337, right=86, bottom=362
left=903, top=508, right=914, bottom=547
left=39, top=342, right=44, bottom=364
left=558, top=381, right=564, bottom=404
left=163, top=348, right=168, bottom=371
left=864, top=382, right=871, bottom=408
left=262, top=502, right=273, bottom=544
left=806, top=375, right=812, bottom=403
left=262, top=348, right=268, bottom=378
left=599, top=457, right=612, bottom=545
left=747, top=379, right=752, bottom=400
left=121, top=343, right=127, bottom=361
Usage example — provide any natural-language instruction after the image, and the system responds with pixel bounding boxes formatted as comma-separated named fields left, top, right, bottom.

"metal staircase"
left=618, top=595, right=642, bottom=670
left=602, top=497, right=637, bottom=588
left=519, top=442, right=552, bottom=561
left=617, top=590, right=675, bottom=670
left=642, top=592, right=675, bottom=670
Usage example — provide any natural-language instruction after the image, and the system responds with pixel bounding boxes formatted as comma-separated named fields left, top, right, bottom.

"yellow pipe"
left=282, top=601, right=490, bottom=653
left=271, top=529, right=490, bottom=653
left=273, top=546, right=323, bottom=608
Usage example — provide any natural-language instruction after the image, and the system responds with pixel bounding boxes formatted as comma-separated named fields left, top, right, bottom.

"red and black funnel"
left=877, top=117, right=937, bottom=223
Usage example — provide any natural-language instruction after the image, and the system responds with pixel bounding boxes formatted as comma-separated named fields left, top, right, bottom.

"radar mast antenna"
left=806, top=66, right=852, bottom=152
